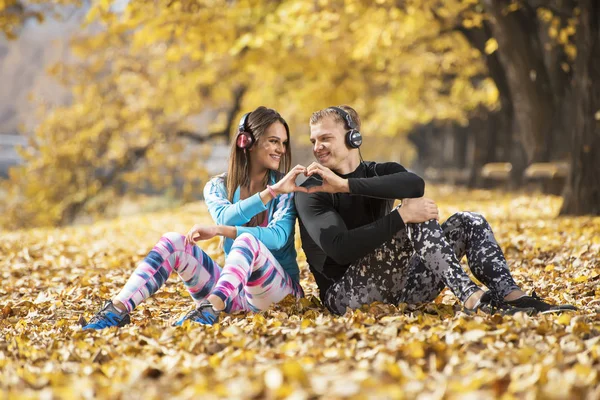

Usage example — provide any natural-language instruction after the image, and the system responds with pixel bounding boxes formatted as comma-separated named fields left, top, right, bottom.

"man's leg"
left=404, top=219, right=482, bottom=304
left=324, top=218, right=484, bottom=315
left=398, top=212, right=523, bottom=304
left=323, top=229, right=415, bottom=315
left=441, top=212, right=521, bottom=300
left=395, top=254, right=446, bottom=304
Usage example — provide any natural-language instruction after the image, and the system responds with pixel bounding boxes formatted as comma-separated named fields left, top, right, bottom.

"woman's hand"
left=271, top=164, right=310, bottom=194
left=185, top=225, right=219, bottom=245
left=305, top=162, right=349, bottom=194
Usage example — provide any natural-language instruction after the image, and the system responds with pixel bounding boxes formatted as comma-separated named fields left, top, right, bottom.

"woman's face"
left=249, top=121, right=288, bottom=171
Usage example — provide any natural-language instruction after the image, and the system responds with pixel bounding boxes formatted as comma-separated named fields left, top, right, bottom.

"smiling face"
left=309, top=116, right=351, bottom=170
left=249, top=121, right=288, bottom=172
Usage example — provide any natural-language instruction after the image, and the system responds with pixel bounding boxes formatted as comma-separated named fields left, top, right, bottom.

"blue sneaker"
left=83, top=300, right=130, bottom=330
left=174, top=300, right=221, bottom=326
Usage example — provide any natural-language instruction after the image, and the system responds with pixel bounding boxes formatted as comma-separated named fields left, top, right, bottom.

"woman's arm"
left=235, top=192, right=297, bottom=251
left=204, top=176, right=269, bottom=226
left=189, top=192, right=297, bottom=251
left=204, top=167, right=305, bottom=226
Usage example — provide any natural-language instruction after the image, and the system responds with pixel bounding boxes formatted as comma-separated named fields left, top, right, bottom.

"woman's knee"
left=233, top=232, right=260, bottom=250
left=159, top=231, right=191, bottom=252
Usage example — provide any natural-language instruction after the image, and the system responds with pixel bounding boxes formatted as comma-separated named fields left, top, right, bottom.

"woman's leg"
left=209, top=233, right=304, bottom=313
left=113, top=232, right=224, bottom=312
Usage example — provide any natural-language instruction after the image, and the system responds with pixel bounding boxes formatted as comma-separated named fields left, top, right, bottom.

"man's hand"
left=305, top=162, right=349, bottom=194
left=271, top=164, right=309, bottom=194
left=185, top=225, right=219, bottom=245
left=398, top=197, right=439, bottom=223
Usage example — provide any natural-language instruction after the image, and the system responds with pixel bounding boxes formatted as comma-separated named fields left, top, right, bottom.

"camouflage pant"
left=324, top=212, right=521, bottom=315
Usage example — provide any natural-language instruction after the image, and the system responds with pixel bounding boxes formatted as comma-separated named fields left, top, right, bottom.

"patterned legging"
left=114, top=232, right=304, bottom=314
left=324, top=212, right=521, bottom=315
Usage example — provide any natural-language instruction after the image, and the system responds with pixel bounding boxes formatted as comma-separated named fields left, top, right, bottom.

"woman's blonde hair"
left=226, top=106, right=292, bottom=201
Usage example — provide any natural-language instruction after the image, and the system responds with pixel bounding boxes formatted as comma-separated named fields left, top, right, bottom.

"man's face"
left=309, top=116, right=349, bottom=170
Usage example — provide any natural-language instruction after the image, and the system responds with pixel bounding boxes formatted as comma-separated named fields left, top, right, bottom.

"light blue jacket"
left=203, top=171, right=299, bottom=282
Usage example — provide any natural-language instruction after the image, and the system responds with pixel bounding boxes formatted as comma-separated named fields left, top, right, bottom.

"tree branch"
left=177, top=85, right=247, bottom=143
left=60, top=141, right=155, bottom=225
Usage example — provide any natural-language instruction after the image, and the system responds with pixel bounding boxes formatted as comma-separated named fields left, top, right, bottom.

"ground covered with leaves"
left=2, top=187, right=599, bottom=399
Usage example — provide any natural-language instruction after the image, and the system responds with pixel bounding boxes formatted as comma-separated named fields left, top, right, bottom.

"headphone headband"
left=328, top=106, right=358, bottom=130
left=238, top=112, right=251, bottom=133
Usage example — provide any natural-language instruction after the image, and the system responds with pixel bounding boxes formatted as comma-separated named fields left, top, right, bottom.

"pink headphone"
left=236, top=112, right=255, bottom=150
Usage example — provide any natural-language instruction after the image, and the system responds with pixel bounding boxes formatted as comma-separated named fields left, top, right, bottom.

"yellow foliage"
left=0, top=0, right=581, bottom=229
left=1, top=188, right=599, bottom=398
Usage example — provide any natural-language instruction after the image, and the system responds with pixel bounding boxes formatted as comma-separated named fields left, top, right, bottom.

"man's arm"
left=295, top=192, right=405, bottom=265
left=348, top=162, right=425, bottom=199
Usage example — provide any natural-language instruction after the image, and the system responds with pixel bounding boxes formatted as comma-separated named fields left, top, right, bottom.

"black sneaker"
left=505, top=291, right=577, bottom=315
left=83, top=300, right=131, bottom=330
left=465, top=291, right=536, bottom=316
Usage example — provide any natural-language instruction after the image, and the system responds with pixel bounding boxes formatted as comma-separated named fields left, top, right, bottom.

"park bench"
left=480, top=162, right=513, bottom=181
left=424, top=167, right=470, bottom=185
left=480, top=162, right=512, bottom=188
left=523, top=161, right=569, bottom=195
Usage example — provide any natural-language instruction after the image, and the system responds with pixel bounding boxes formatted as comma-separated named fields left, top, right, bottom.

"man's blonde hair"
left=309, top=105, right=361, bottom=131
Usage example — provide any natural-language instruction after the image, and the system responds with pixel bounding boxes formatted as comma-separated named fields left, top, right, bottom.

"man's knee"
left=449, top=211, right=487, bottom=225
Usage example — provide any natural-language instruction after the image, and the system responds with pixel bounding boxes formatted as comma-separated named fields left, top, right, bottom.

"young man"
left=294, top=105, right=575, bottom=316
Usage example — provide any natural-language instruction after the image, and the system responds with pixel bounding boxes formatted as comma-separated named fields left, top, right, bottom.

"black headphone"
left=328, top=106, right=363, bottom=149
left=236, top=112, right=255, bottom=149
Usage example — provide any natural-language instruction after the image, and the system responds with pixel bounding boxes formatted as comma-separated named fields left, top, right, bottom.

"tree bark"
left=483, top=0, right=555, bottom=164
left=531, top=0, right=576, bottom=161
left=459, top=23, right=516, bottom=187
left=560, top=0, right=600, bottom=215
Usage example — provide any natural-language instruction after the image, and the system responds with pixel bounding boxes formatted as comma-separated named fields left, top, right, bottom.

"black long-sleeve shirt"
left=295, top=161, right=425, bottom=299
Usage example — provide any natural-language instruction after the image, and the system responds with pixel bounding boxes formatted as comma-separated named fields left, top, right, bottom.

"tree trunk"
left=483, top=0, right=555, bottom=164
left=560, top=0, right=600, bottom=215
left=534, top=0, right=576, bottom=161
left=459, top=22, right=519, bottom=187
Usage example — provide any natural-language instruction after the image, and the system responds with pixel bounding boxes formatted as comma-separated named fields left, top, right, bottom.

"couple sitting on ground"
left=83, top=105, right=575, bottom=330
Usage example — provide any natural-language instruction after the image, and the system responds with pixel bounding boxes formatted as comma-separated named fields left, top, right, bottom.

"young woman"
left=83, top=106, right=309, bottom=329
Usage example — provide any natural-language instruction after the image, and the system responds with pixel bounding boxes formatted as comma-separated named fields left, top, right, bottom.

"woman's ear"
left=248, top=137, right=258, bottom=152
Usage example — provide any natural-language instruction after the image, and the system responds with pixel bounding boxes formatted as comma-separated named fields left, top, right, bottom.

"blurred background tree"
left=0, top=0, right=598, bottom=229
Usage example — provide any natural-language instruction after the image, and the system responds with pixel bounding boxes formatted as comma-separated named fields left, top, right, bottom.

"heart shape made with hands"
left=296, top=172, right=323, bottom=189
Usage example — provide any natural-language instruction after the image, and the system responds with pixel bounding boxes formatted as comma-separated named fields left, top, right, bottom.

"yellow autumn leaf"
left=485, top=38, right=499, bottom=54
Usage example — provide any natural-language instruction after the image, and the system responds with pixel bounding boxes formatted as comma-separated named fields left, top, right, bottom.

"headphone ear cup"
left=346, top=129, right=363, bottom=148
left=236, top=132, right=254, bottom=149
